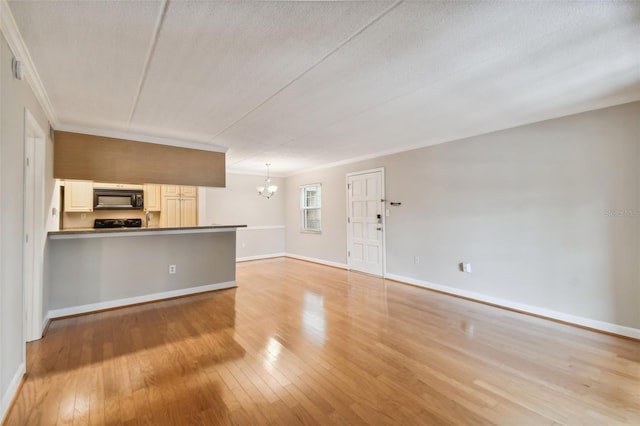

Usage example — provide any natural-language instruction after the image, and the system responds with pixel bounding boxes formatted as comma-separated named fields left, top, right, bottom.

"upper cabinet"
left=63, top=180, right=93, bottom=212
left=162, top=185, right=181, bottom=197
left=180, top=186, right=198, bottom=198
left=160, top=185, right=198, bottom=227
left=162, top=185, right=197, bottom=198
left=143, top=184, right=162, bottom=211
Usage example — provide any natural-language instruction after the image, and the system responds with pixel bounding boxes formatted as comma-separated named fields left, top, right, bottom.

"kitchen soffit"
left=7, top=0, right=640, bottom=176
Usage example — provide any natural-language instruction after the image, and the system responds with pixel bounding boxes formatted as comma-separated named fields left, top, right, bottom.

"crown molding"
left=56, top=123, right=228, bottom=153
left=0, top=0, right=57, bottom=126
left=224, top=168, right=286, bottom=178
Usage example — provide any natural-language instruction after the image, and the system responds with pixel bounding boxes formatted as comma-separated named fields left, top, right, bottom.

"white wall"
left=0, top=32, right=53, bottom=421
left=200, top=173, right=285, bottom=260
left=285, top=102, right=640, bottom=333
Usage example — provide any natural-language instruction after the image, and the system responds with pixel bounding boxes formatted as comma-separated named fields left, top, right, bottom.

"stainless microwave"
left=93, top=189, right=144, bottom=210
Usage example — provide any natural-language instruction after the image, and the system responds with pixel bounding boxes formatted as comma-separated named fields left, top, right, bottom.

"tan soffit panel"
left=54, top=131, right=225, bottom=187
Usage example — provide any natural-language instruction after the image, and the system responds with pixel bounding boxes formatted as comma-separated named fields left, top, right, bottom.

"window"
left=301, top=184, right=321, bottom=232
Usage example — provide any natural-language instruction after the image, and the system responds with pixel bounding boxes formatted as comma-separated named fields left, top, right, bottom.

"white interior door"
left=347, top=169, right=385, bottom=276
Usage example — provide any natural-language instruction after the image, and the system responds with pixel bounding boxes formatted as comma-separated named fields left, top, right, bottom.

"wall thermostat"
left=12, top=57, right=24, bottom=81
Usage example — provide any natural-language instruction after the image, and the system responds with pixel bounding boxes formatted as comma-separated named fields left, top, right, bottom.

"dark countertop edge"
left=49, top=224, right=247, bottom=236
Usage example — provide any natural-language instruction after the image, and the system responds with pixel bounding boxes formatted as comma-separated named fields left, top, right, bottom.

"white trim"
left=0, top=1, right=57, bottom=125
left=224, top=170, right=287, bottom=178
left=23, top=109, right=46, bottom=343
left=282, top=102, right=640, bottom=178
left=286, top=151, right=391, bottom=177
left=285, top=253, right=348, bottom=270
left=0, top=19, right=3, bottom=403
left=237, top=252, right=285, bottom=262
left=237, top=225, right=285, bottom=231
left=385, top=273, right=640, bottom=340
left=55, top=123, right=227, bottom=153
left=49, top=226, right=242, bottom=240
left=346, top=167, right=387, bottom=178
left=300, top=183, right=322, bottom=233
left=0, top=362, right=25, bottom=424
left=41, top=314, right=50, bottom=336
left=48, top=281, right=236, bottom=319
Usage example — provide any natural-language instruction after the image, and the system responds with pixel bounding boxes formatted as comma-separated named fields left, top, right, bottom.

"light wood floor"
left=5, top=258, right=639, bottom=425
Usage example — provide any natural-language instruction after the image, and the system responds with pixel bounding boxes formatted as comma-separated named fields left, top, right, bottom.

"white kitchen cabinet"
left=143, top=184, right=161, bottom=211
left=64, top=180, right=93, bottom=212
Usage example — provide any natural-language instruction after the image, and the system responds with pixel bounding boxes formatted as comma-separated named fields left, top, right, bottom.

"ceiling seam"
left=208, top=0, right=404, bottom=143
left=228, top=8, right=619, bottom=169
left=126, top=0, right=170, bottom=127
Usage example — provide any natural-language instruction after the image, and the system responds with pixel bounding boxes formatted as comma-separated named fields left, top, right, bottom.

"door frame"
left=345, top=167, right=386, bottom=277
left=23, top=108, right=46, bottom=343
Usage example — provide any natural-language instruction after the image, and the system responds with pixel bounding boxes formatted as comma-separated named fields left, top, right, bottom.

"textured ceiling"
left=8, top=0, right=640, bottom=176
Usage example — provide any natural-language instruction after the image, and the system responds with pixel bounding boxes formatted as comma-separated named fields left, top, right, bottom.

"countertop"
left=48, top=224, right=247, bottom=239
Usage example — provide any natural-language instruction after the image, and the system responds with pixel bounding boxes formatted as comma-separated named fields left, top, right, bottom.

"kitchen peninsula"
left=46, top=224, right=246, bottom=318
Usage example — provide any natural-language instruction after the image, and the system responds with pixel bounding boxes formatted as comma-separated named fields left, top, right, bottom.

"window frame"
left=300, top=183, right=322, bottom=233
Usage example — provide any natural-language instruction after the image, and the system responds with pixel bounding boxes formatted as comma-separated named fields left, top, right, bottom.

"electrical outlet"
left=414, top=256, right=420, bottom=264
left=460, top=262, right=472, bottom=273
left=80, top=213, right=86, bottom=220
left=169, top=265, right=177, bottom=274
left=241, top=242, right=246, bottom=249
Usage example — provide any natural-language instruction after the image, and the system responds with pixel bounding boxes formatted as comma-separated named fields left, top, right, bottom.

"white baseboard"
left=285, top=253, right=348, bottom=270
left=385, top=273, right=640, bottom=340
left=41, top=314, right=50, bottom=337
left=1, top=362, right=25, bottom=424
left=237, top=225, right=285, bottom=231
left=48, top=281, right=236, bottom=319
left=236, top=252, right=286, bottom=262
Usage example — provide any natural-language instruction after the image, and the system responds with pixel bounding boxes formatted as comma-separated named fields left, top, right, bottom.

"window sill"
left=300, top=229, right=322, bottom=234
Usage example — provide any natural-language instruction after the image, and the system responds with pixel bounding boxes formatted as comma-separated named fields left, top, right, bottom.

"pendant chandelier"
left=257, top=163, right=278, bottom=199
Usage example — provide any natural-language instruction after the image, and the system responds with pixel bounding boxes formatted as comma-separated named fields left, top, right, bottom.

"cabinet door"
left=143, top=184, right=161, bottom=211
left=64, top=180, right=93, bottom=212
left=180, top=197, right=198, bottom=227
left=162, top=185, right=180, bottom=196
left=161, top=197, right=181, bottom=227
left=180, top=185, right=198, bottom=198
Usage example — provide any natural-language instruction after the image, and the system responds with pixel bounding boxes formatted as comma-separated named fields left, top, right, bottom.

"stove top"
left=94, top=218, right=142, bottom=229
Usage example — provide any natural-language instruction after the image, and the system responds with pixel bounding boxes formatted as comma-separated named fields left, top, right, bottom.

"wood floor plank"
left=4, top=257, right=639, bottom=425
